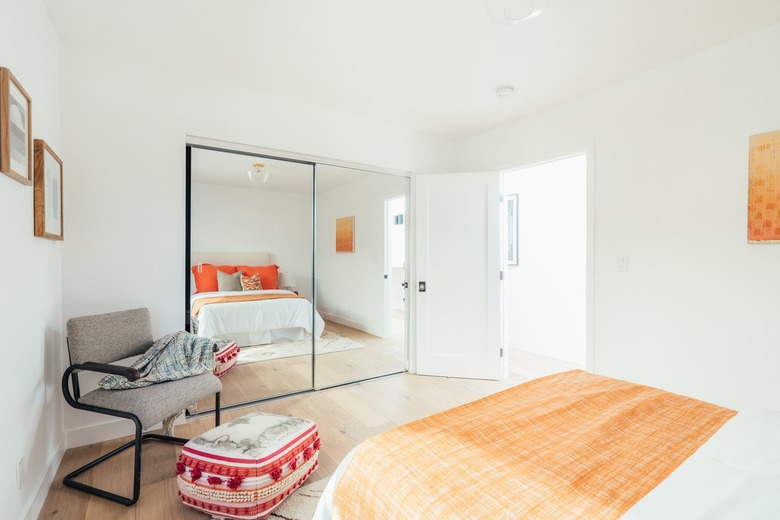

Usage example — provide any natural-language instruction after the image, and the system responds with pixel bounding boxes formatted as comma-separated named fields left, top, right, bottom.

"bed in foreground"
left=315, top=370, right=780, bottom=519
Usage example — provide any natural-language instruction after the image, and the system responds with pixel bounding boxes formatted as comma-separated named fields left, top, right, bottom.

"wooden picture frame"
left=336, top=216, right=355, bottom=253
left=0, top=67, right=33, bottom=185
left=507, top=193, right=519, bottom=266
left=33, top=139, right=64, bottom=240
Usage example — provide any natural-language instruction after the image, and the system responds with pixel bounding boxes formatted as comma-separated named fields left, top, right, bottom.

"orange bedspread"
left=190, top=293, right=302, bottom=318
left=332, top=370, right=736, bottom=519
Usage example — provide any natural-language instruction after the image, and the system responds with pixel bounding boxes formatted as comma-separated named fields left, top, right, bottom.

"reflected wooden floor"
left=39, top=350, right=580, bottom=519
left=193, top=316, right=406, bottom=412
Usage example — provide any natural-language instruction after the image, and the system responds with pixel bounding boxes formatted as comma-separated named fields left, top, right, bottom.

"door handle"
left=401, top=281, right=409, bottom=289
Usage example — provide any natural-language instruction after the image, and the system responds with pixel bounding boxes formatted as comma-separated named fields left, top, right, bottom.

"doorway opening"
left=385, top=195, right=406, bottom=341
left=503, top=154, right=587, bottom=377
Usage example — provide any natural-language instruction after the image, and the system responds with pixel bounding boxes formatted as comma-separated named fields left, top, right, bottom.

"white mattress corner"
left=625, top=408, right=780, bottom=518
left=313, top=448, right=356, bottom=520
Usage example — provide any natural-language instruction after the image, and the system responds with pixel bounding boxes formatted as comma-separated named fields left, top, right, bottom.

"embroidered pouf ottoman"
left=176, top=412, right=320, bottom=519
left=213, top=340, right=240, bottom=378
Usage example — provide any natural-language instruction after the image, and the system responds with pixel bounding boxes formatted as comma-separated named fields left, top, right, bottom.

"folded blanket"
left=99, top=331, right=215, bottom=389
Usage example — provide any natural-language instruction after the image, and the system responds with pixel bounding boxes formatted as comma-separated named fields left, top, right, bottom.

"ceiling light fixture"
left=247, top=162, right=269, bottom=185
left=482, top=0, right=549, bottom=25
left=496, top=85, right=515, bottom=98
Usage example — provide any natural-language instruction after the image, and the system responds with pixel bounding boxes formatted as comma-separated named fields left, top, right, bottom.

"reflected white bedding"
left=191, top=289, right=325, bottom=346
left=314, top=408, right=780, bottom=519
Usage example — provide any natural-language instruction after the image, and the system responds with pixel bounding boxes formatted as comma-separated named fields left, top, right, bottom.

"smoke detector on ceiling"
left=496, top=85, right=515, bottom=98
left=483, top=0, right=549, bottom=25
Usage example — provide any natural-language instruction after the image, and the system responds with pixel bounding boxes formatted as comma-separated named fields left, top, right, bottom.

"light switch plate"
left=616, top=254, right=629, bottom=272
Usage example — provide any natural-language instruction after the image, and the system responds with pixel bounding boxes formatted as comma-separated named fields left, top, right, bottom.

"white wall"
left=504, top=155, right=586, bottom=365
left=0, top=1, right=63, bottom=518
left=457, top=23, right=780, bottom=411
left=59, top=42, right=452, bottom=447
left=191, top=182, right=313, bottom=297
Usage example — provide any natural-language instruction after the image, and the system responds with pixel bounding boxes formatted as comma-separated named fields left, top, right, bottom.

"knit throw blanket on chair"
left=98, top=331, right=215, bottom=389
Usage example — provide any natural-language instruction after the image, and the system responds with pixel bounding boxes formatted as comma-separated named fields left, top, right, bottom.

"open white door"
left=416, top=172, right=503, bottom=379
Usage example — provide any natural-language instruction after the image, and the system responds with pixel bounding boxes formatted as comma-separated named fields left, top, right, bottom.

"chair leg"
left=215, top=391, right=221, bottom=426
left=63, top=417, right=189, bottom=506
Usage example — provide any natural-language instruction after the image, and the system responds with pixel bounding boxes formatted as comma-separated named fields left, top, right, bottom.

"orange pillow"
left=191, top=264, right=237, bottom=293
left=236, top=264, right=279, bottom=290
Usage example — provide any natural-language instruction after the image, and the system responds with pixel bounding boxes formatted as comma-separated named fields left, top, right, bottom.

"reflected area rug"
left=237, top=331, right=364, bottom=365
left=269, top=478, right=330, bottom=520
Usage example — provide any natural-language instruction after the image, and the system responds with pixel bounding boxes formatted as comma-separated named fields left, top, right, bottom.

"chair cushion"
left=177, top=412, right=320, bottom=519
left=78, top=372, right=222, bottom=430
left=67, top=307, right=153, bottom=365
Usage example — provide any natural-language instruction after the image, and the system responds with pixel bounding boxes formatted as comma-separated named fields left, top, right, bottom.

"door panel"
left=416, top=172, right=502, bottom=379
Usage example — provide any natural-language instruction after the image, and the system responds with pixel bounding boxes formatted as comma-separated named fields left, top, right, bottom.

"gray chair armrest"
left=68, top=362, right=141, bottom=381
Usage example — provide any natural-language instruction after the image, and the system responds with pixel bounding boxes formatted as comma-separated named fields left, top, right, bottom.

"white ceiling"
left=44, top=0, right=780, bottom=140
left=191, top=147, right=373, bottom=193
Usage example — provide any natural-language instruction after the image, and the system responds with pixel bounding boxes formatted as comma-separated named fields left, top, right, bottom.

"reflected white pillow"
left=217, top=270, right=242, bottom=292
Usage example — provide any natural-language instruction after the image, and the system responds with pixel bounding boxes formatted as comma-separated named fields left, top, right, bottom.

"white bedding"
left=191, top=289, right=325, bottom=346
left=314, top=408, right=780, bottom=519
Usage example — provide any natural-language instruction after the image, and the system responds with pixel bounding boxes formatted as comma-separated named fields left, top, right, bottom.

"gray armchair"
left=61, top=307, right=222, bottom=505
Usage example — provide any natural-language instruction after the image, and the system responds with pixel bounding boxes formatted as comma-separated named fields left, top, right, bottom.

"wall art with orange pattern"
left=336, top=216, right=355, bottom=253
left=748, top=130, right=780, bottom=242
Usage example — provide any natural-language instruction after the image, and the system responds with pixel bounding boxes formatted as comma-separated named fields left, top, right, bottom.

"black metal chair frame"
left=61, top=343, right=221, bottom=506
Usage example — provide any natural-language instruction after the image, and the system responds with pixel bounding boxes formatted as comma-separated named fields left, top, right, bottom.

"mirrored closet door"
left=186, top=142, right=409, bottom=413
left=187, top=146, right=315, bottom=411
left=314, top=164, right=408, bottom=389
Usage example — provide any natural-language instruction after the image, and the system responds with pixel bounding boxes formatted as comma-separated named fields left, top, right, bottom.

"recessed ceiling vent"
left=483, top=0, right=549, bottom=25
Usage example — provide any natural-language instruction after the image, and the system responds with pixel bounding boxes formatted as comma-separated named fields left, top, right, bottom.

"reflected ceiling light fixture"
left=496, top=85, right=515, bottom=98
left=247, top=161, right=269, bottom=185
left=483, top=0, right=549, bottom=25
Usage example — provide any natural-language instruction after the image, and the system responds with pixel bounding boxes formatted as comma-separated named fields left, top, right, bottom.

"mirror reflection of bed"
left=187, top=145, right=408, bottom=412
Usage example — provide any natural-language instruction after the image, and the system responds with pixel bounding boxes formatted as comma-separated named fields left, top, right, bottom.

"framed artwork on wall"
left=336, top=216, right=355, bottom=253
left=748, top=129, right=780, bottom=243
left=0, top=67, right=33, bottom=185
left=507, top=193, right=519, bottom=266
left=33, top=139, right=64, bottom=240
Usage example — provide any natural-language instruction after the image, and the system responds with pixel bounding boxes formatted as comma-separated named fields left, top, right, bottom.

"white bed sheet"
left=191, top=289, right=325, bottom=346
left=314, top=408, right=780, bottom=519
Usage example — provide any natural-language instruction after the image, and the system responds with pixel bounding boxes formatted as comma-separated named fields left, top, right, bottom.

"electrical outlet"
left=16, top=456, right=24, bottom=491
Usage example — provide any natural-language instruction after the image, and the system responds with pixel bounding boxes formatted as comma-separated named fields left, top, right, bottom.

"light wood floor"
left=38, top=351, right=581, bottom=519
left=193, top=317, right=406, bottom=411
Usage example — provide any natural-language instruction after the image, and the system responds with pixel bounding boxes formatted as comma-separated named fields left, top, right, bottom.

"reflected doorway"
left=386, top=195, right=406, bottom=347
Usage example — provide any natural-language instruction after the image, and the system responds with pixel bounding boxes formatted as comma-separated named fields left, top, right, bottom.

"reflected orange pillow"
left=191, top=264, right=237, bottom=293
left=236, top=264, right=279, bottom=290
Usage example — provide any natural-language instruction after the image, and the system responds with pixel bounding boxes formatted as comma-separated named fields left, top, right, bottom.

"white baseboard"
left=23, top=435, right=65, bottom=520
left=65, top=417, right=136, bottom=449
left=64, top=413, right=182, bottom=449
left=507, top=337, right=585, bottom=366
left=318, top=311, right=384, bottom=338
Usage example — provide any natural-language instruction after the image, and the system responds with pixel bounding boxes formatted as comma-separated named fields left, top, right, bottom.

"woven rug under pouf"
left=269, top=478, right=330, bottom=520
